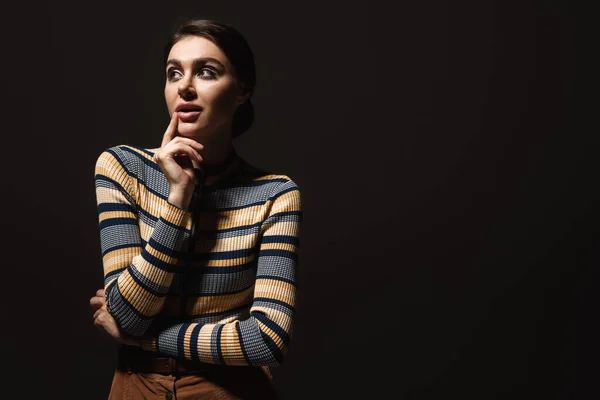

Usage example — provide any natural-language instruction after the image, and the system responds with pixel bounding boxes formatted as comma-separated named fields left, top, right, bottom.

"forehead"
left=167, top=36, right=230, bottom=65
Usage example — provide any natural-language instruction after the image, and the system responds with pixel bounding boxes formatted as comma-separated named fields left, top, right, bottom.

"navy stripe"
left=119, top=146, right=162, bottom=173
left=265, top=210, right=302, bottom=221
left=253, top=297, right=296, bottom=314
left=177, top=324, right=187, bottom=359
left=121, top=145, right=155, bottom=158
left=199, top=262, right=256, bottom=274
left=100, top=217, right=138, bottom=230
left=200, top=221, right=262, bottom=235
left=107, top=284, right=154, bottom=321
left=98, top=202, right=136, bottom=214
left=126, top=265, right=167, bottom=297
left=158, top=217, right=191, bottom=235
left=104, top=149, right=137, bottom=180
left=140, top=249, right=179, bottom=273
left=188, top=284, right=254, bottom=297
left=261, top=235, right=298, bottom=246
left=261, top=331, right=284, bottom=364
left=189, top=304, right=250, bottom=320
left=204, top=200, right=267, bottom=212
left=148, top=237, right=188, bottom=261
left=236, top=323, right=251, bottom=364
left=258, top=249, right=298, bottom=261
left=253, top=311, right=290, bottom=346
left=102, top=243, right=141, bottom=257
left=268, top=186, right=299, bottom=201
left=95, top=174, right=135, bottom=205
left=193, top=247, right=257, bottom=261
left=215, top=325, right=225, bottom=364
left=105, top=268, right=124, bottom=282
left=255, top=275, right=297, bottom=287
left=190, top=324, right=202, bottom=361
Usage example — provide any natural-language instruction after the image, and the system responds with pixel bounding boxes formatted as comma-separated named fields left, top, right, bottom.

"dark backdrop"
left=1, top=1, right=591, bottom=399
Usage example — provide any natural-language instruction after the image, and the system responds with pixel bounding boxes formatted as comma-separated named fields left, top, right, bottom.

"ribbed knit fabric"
left=94, top=144, right=302, bottom=367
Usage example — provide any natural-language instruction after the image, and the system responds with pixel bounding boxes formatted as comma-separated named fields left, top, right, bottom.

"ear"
left=236, top=92, right=250, bottom=105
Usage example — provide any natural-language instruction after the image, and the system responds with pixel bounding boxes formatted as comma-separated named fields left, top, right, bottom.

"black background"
left=1, top=1, right=592, bottom=399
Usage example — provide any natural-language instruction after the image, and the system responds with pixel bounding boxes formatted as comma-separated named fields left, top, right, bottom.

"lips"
left=176, top=104, right=203, bottom=122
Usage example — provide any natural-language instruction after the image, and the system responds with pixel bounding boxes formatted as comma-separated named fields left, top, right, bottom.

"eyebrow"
left=166, top=57, right=226, bottom=70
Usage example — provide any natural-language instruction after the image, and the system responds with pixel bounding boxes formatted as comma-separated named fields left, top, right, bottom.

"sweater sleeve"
left=139, top=179, right=302, bottom=367
left=95, top=146, right=193, bottom=337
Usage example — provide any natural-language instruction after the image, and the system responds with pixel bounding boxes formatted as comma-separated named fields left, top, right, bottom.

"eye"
left=167, top=69, right=182, bottom=81
left=198, top=67, right=217, bottom=80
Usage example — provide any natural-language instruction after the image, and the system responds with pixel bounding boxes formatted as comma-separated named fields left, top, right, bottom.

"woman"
left=89, top=19, right=302, bottom=399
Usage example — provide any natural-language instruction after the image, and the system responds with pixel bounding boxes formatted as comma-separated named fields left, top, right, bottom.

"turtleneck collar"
left=202, top=149, right=241, bottom=186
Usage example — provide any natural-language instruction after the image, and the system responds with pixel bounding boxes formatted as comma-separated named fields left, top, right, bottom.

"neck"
left=197, top=136, right=235, bottom=166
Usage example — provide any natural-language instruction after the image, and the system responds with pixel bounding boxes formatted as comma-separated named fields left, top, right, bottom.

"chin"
left=177, top=123, right=205, bottom=138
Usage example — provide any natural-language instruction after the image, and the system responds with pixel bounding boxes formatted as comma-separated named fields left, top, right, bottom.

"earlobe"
left=236, top=93, right=250, bottom=105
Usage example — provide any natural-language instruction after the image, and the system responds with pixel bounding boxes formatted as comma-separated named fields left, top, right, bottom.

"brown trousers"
left=107, top=365, right=280, bottom=400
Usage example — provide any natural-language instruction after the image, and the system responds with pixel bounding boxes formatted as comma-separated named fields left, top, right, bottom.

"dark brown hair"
left=164, top=19, right=256, bottom=138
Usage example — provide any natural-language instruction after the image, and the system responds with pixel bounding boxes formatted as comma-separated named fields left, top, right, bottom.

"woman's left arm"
left=92, top=180, right=302, bottom=366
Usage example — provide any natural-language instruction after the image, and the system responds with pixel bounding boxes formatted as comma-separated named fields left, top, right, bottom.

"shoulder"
left=96, top=144, right=156, bottom=172
left=239, top=160, right=301, bottom=200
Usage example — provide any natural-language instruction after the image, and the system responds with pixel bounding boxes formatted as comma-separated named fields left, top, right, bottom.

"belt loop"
left=169, top=357, right=179, bottom=377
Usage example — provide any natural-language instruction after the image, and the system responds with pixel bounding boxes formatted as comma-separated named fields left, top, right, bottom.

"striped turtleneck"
left=94, top=144, right=302, bottom=367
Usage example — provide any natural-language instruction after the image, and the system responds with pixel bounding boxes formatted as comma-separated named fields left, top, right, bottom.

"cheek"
left=206, top=84, right=241, bottom=114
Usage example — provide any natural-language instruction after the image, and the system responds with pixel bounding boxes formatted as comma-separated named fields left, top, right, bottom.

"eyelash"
left=167, top=67, right=217, bottom=81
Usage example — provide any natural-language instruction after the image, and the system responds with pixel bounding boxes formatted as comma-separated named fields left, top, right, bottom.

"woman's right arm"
left=95, top=147, right=193, bottom=337
left=95, top=113, right=204, bottom=337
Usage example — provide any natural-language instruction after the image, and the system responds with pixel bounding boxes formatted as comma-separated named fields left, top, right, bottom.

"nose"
left=177, top=78, right=197, bottom=100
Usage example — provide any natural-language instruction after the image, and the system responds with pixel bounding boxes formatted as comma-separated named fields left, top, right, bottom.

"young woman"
left=89, top=19, right=302, bottom=399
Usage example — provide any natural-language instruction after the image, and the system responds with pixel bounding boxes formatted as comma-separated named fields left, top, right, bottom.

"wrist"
left=168, top=188, right=193, bottom=209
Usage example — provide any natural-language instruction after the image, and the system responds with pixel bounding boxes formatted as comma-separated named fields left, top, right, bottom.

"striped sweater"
left=94, top=145, right=302, bottom=367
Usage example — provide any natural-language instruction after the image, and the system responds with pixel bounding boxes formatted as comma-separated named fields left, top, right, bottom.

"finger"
left=165, top=142, right=203, bottom=163
left=170, top=137, right=204, bottom=153
left=93, top=308, right=102, bottom=320
left=161, top=112, right=179, bottom=147
left=90, top=297, right=104, bottom=310
left=96, top=288, right=105, bottom=297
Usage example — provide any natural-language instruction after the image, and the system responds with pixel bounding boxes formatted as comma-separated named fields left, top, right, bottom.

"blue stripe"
left=215, top=325, right=225, bottom=364
left=177, top=324, right=187, bottom=359
left=255, top=275, right=297, bottom=287
left=258, top=249, right=298, bottom=261
left=236, top=323, right=251, bottom=364
left=99, top=217, right=138, bottom=230
left=261, top=235, right=298, bottom=246
left=253, top=297, right=296, bottom=314
left=253, top=311, right=290, bottom=346
left=190, top=324, right=202, bottom=361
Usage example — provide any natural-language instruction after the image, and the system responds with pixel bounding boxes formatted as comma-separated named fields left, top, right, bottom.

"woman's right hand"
left=152, top=112, right=204, bottom=209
